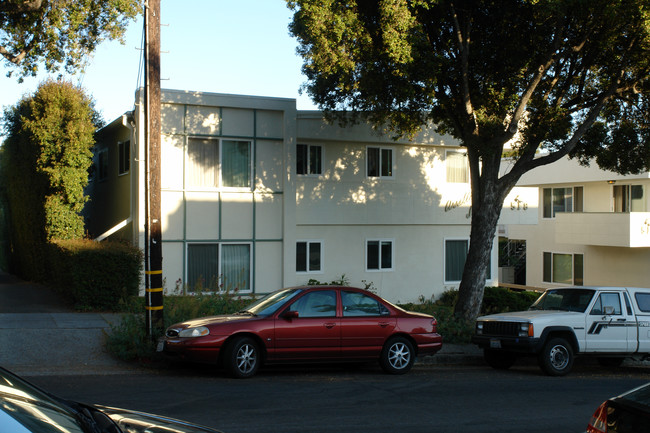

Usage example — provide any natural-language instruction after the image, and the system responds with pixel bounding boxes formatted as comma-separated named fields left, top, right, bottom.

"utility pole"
left=144, top=0, right=163, bottom=338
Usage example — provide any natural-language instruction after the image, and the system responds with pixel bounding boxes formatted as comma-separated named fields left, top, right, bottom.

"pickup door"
left=585, top=291, right=638, bottom=353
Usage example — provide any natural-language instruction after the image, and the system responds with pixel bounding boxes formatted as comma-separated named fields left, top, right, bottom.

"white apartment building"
left=87, top=90, right=536, bottom=303
left=504, top=156, right=650, bottom=289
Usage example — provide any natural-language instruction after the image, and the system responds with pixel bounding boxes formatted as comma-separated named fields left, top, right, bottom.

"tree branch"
left=448, top=2, right=477, bottom=139
left=0, top=0, right=43, bottom=13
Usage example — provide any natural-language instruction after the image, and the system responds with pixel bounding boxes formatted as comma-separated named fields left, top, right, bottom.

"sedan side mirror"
left=283, top=310, right=299, bottom=320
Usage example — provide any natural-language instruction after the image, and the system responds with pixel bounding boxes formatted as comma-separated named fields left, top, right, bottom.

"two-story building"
left=503, top=156, right=650, bottom=289
left=87, top=89, right=537, bottom=303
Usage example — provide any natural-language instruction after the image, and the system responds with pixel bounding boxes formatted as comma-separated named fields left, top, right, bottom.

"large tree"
left=1, top=80, right=98, bottom=277
left=287, top=0, right=650, bottom=319
left=1, top=0, right=140, bottom=79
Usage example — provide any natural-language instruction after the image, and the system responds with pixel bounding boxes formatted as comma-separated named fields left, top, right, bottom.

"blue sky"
left=1, top=0, right=316, bottom=128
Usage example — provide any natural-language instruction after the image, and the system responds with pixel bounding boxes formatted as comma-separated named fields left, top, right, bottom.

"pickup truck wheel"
left=484, top=349, right=516, bottom=370
left=538, top=338, right=574, bottom=376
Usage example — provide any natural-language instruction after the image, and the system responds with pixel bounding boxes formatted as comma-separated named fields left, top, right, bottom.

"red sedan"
left=161, top=285, right=443, bottom=378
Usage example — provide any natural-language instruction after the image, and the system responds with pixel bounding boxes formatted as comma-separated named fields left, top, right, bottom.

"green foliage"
left=306, top=274, right=351, bottom=286
left=399, top=287, right=541, bottom=344
left=481, top=287, right=541, bottom=314
left=47, top=239, right=143, bottom=311
left=106, top=291, right=252, bottom=363
left=106, top=285, right=541, bottom=362
left=1, top=80, right=99, bottom=279
left=1, top=0, right=141, bottom=79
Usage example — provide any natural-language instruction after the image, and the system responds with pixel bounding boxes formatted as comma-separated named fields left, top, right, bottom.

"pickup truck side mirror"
left=603, top=306, right=615, bottom=316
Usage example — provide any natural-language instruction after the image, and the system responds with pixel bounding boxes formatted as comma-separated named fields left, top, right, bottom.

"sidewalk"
left=0, top=271, right=140, bottom=375
left=0, top=270, right=484, bottom=375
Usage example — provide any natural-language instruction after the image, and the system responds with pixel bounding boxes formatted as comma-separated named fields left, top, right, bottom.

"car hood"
left=97, top=405, right=222, bottom=432
left=476, top=310, right=584, bottom=322
left=174, top=314, right=255, bottom=329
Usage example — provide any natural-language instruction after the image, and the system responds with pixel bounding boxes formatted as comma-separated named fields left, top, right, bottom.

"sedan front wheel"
left=225, top=336, right=260, bottom=379
left=380, top=336, right=415, bottom=374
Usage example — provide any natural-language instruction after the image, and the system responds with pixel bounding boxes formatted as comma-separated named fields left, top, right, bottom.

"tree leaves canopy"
left=1, top=0, right=140, bottom=79
left=1, top=80, right=97, bottom=246
left=288, top=0, right=650, bottom=174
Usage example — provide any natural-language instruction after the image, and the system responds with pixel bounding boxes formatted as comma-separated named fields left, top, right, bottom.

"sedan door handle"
left=617, top=318, right=627, bottom=322
left=324, top=323, right=336, bottom=329
left=379, top=322, right=390, bottom=328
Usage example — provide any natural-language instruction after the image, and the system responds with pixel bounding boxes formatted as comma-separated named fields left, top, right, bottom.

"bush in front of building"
left=47, top=239, right=143, bottom=311
left=106, top=289, right=250, bottom=362
left=399, top=286, right=542, bottom=344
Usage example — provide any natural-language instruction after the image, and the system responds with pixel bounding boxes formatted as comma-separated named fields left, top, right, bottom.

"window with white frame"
left=613, top=184, right=646, bottom=212
left=446, top=150, right=469, bottom=183
left=296, top=241, right=322, bottom=273
left=367, top=147, right=393, bottom=178
left=543, top=252, right=583, bottom=285
left=187, top=243, right=251, bottom=292
left=444, top=239, right=492, bottom=282
left=118, top=140, right=130, bottom=175
left=297, top=144, right=322, bottom=175
left=366, top=239, right=393, bottom=271
left=186, top=137, right=251, bottom=189
left=542, top=186, right=583, bottom=218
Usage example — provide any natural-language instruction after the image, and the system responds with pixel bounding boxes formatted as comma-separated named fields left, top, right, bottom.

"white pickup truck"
left=473, top=286, right=650, bottom=376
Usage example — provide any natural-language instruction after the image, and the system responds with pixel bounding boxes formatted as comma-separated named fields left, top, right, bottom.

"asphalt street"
left=27, top=364, right=650, bottom=433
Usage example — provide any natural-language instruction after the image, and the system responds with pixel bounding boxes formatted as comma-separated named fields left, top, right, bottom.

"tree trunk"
left=454, top=167, right=510, bottom=321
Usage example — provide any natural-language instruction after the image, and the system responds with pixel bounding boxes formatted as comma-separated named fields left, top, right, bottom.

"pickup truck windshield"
left=529, top=288, right=596, bottom=313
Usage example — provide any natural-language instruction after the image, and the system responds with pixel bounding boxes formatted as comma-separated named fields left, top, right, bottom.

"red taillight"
left=586, top=402, right=609, bottom=433
left=431, top=318, right=438, bottom=332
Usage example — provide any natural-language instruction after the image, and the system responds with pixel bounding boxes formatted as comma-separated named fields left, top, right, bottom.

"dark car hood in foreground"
left=97, top=405, right=222, bottom=433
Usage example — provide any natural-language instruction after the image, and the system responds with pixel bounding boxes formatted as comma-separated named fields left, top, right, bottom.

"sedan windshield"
left=242, top=288, right=303, bottom=317
left=529, top=288, right=595, bottom=313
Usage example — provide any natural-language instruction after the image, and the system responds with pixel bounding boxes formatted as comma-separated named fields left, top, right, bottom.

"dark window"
left=98, top=150, right=108, bottom=181
left=297, top=144, right=322, bottom=175
left=296, top=241, right=321, bottom=273
left=590, top=293, right=622, bottom=316
left=367, top=240, right=392, bottom=270
left=289, top=290, right=337, bottom=318
left=635, top=293, right=650, bottom=313
left=342, top=291, right=388, bottom=317
left=118, top=140, right=130, bottom=175
left=367, top=147, right=392, bottom=177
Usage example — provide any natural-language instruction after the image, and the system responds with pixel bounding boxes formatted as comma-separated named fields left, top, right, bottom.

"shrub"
left=106, top=290, right=252, bottom=362
left=48, top=239, right=142, bottom=311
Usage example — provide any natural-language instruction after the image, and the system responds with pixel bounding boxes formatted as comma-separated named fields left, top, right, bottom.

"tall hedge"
left=1, top=80, right=98, bottom=277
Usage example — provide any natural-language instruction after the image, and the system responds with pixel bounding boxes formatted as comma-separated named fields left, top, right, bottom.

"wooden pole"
left=144, top=0, right=163, bottom=338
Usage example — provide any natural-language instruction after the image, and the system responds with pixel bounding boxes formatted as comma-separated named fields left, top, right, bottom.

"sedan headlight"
left=178, top=326, right=210, bottom=338
left=475, top=321, right=484, bottom=335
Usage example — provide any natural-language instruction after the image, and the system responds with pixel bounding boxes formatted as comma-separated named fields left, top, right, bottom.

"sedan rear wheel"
left=225, top=336, right=260, bottom=379
left=380, top=336, right=415, bottom=375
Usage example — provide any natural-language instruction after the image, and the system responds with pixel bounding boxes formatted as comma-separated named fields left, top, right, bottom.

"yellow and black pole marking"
left=146, top=268, right=164, bottom=336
